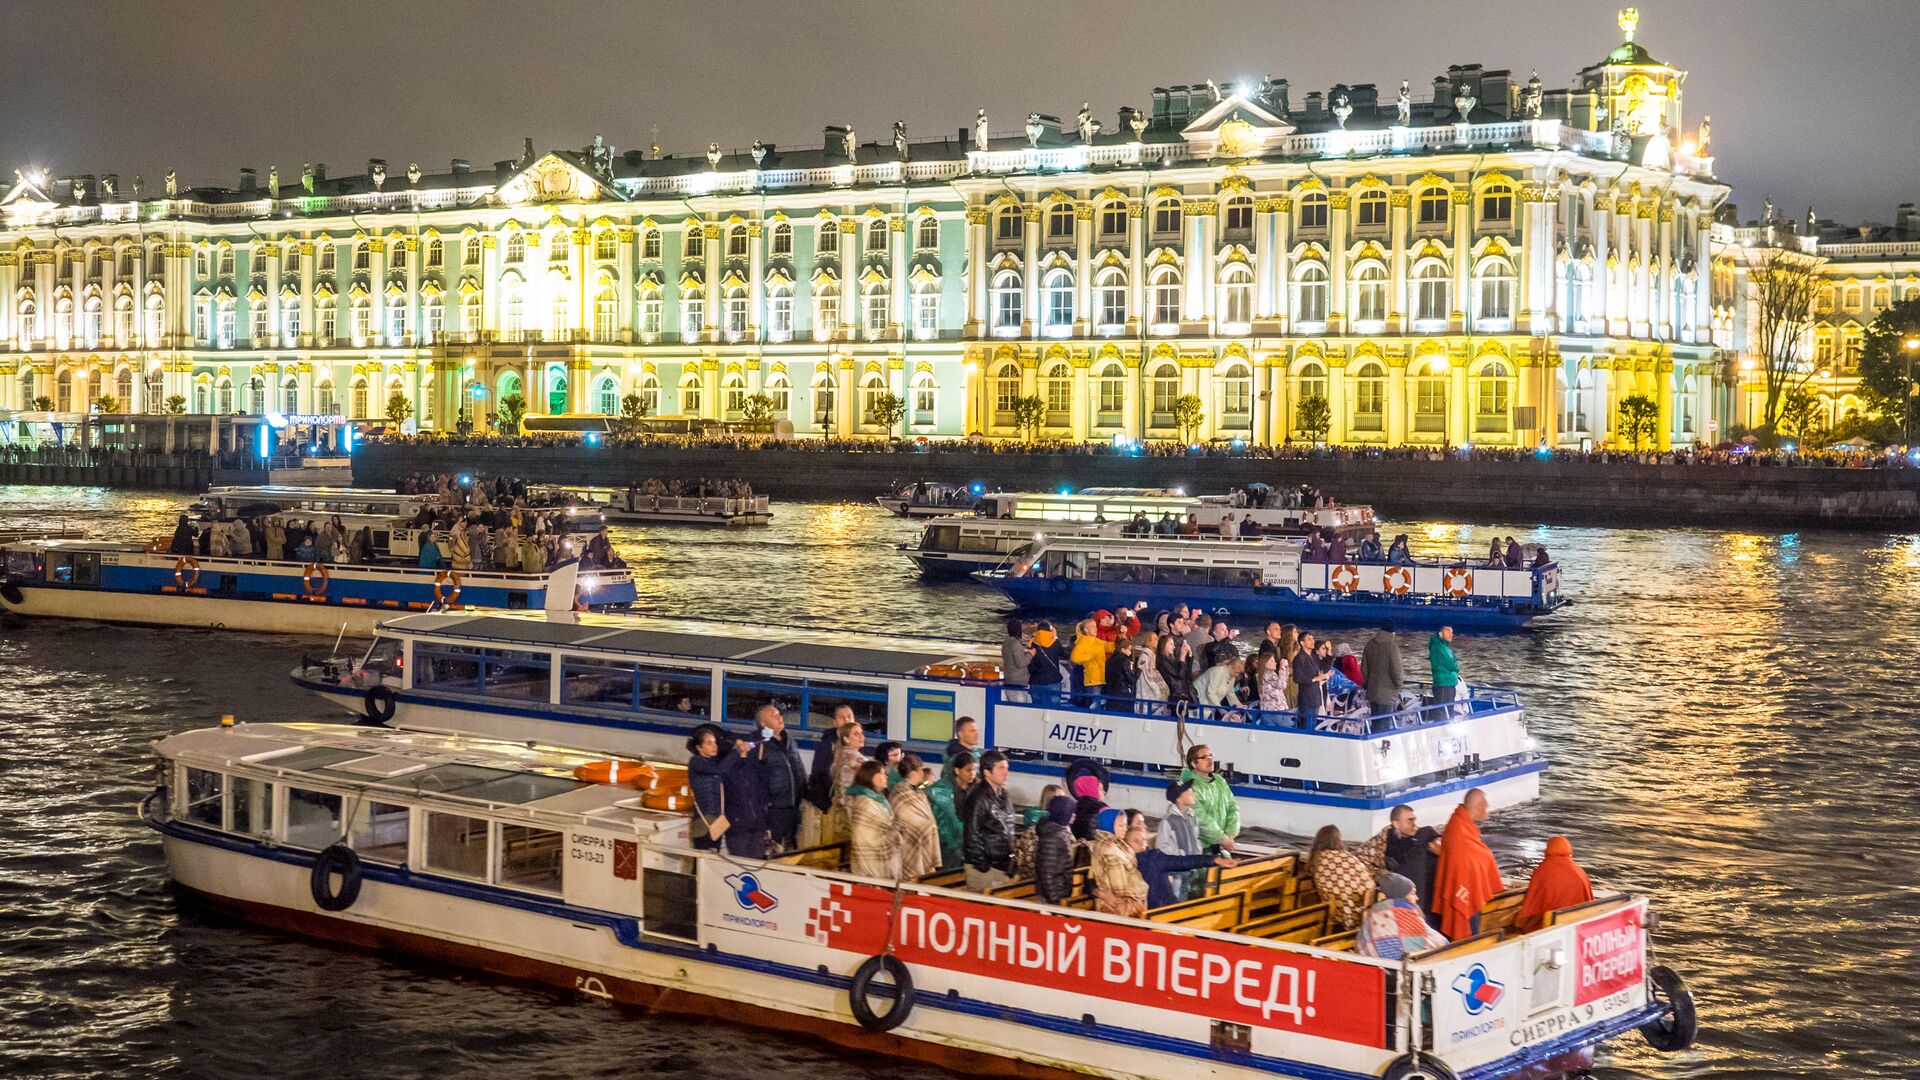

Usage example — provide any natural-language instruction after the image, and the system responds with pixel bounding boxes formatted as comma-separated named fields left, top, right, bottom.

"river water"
left=0, top=486, right=1914, bottom=1079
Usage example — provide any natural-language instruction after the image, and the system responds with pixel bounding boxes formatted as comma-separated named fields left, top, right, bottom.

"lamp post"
left=1818, top=367, right=1834, bottom=435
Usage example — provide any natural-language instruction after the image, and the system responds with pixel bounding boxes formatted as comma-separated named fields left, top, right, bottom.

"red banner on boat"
left=803, top=881, right=1386, bottom=1047
left=1574, top=900, right=1645, bottom=1006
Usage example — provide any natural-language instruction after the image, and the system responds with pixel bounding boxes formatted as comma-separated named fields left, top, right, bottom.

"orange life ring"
left=1329, top=563, right=1360, bottom=594
left=174, top=556, right=200, bottom=590
left=302, top=562, right=330, bottom=596
left=1442, top=566, right=1474, bottom=597
left=1383, top=565, right=1414, bottom=595
left=573, top=760, right=659, bottom=788
left=145, top=535, right=169, bottom=554
left=573, top=591, right=589, bottom=613
left=433, top=570, right=462, bottom=605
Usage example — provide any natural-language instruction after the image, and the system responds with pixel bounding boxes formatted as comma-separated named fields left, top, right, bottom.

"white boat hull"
left=604, top=508, right=771, bottom=526
left=3, top=586, right=383, bottom=637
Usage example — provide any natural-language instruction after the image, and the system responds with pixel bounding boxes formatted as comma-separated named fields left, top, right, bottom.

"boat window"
left=284, top=787, right=344, bottom=849
left=1153, top=565, right=1212, bottom=586
left=45, top=553, right=75, bottom=585
left=1208, top=566, right=1260, bottom=587
left=907, top=688, right=957, bottom=743
left=722, top=673, right=809, bottom=727
left=956, top=532, right=1006, bottom=553
left=262, top=746, right=381, bottom=772
left=453, top=772, right=585, bottom=805
left=923, top=525, right=960, bottom=550
left=642, top=866, right=699, bottom=940
left=347, top=801, right=411, bottom=864
left=560, top=658, right=638, bottom=709
left=800, top=679, right=888, bottom=732
left=635, top=663, right=712, bottom=718
left=495, top=823, right=564, bottom=895
left=4, top=549, right=41, bottom=577
left=423, top=811, right=490, bottom=880
left=229, top=776, right=274, bottom=838
left=402, top=764, right=520, bottom=794
left=415, top=645, right=484, bottom=693
left=480, top=649, right=551, bottom=701
left=72, top=552, right=101, bottom=587
left=182, top=767, right=224, bottom=828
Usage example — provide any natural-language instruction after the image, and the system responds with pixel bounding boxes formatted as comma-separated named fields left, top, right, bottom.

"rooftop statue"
left=1454, top=84, right=1477, bottom=122
left=894, top=120, right=908, bottom=161
left=165, top=171, right=177, bottom=197
left=1396, top=81, right=1411, bottom=126
left=974, top=109, right=989, bottom=152
left=707, top=142, right=722, bottom=168
left=842, top=127, right=857, bottom=164
left=1025, top=112, right=1044, bottom=148
left=1330, top=93, right=1353, bottom=130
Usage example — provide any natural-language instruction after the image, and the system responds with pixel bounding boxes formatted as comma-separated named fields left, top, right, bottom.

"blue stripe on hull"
left=87, top=564, right=638, bottom=610
left=982, top=577, right=1547, bottom=630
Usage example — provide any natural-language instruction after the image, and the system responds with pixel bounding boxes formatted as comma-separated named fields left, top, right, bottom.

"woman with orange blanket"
left=1515, top=836, right=1595, bottom=932
left=1432, top=789, right=1505, bottom=939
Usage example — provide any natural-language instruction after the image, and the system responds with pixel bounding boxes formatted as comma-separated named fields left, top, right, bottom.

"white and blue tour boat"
left=144, top=719, right=1697, bottom=1080
left=976, top=537, right=1566, bottom=631
left=295, top=610, right=1544, bottom=837
left=0, top=542, right=636, bottom=636
left=194, top=483, right=609, bottom=562
left=532, top=484, right=773, bottom=527
left=876, top=482, right=985, bottom=517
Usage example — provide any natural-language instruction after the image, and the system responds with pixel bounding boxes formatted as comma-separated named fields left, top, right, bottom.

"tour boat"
left=0, top=541, right=636, bottom=636
left=876, top=482, right=984, bottom=517
left=903, top=490, right=1378, bottom=579
left=143, top=720, right=1698, bottom=1080
left=975, top=537, right=1567, bottom=631
left=532, top=484, right=772, bottom=526
left=193, top=484, right=610, bottom=562
left=293, top=609, right=1544, bottom=837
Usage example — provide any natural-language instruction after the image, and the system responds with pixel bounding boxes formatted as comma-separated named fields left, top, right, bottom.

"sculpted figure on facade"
left=302, top=162, right=314, bottom=193
left=974, top=109, right=989, bottom=151
left=1077, top=103, right=1095, bottom=143
left=1025, top=113, right=1045, bottom=148
left=1395, top=82, right=1412, bottom=125
left=1522, top=71, right=1544, bottom=119
left=370, top=160, right=387, bottom=191
left=102, top=174, right=116, bottom=200
left=1331, top=93, right=1353, bottom=129
left=1698, top=114, right=1711, bottom=154
left=1453, top=84, right=1476, bottom=122
left=893, top=120, right=909, bottom=161
left=165, top=171, right=177, bottom=197
left=267, top=165, right=277, bottom=195
left=707, top=142, right=722, bottom=169
left=1124, top=106, right=1147, bottom=141
left=406, top=162, right=421, bottom=186
left=842, top=127, right=857, bottom=164
left=751, top=140, right=768, bottom=167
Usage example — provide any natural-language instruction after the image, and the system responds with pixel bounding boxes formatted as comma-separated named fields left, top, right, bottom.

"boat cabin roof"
left=154, top=722, right=687, bottom=833
left=1038, top=535, right=1305, bottom=560
left=379, top=610, right=999, bottom=678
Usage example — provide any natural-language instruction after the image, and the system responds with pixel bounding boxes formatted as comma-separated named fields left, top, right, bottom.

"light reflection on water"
left=0, top=485, right=1916, bottom=1079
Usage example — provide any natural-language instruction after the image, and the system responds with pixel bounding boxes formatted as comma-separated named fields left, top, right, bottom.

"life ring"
left=433, top=570, right=462, bottom=605
left=144, top=535, right=169, bottom=554
left=310, top=842, right=363, bottom=912
left=1047, top=575, right=1071, bottom=595
left=174, top=556, right=200, bottom=590
left=847, top=953, right=915, bottom=1032
left=1379, top=1054, right=1457, bottom=1080
left=574, top=591, right=589, bottom=613
left=1383, top=565, right=1414, bottom=595
left=1329, top=563, right=1360, bottom=594
left=302, top=562, right=330, bottom=596
left=363, top=685, right=398, bottom=725
left=0, top=577, right=24, bottom=606
left=1638, top=965, right=1698, bottom=1053
left=1441, top=566, right=1474, bottom=597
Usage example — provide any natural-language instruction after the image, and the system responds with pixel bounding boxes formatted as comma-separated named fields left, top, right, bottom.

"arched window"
left=1675, top=279, right=1695, bottom=334
left=1355, top=190, right=1388, bottom=229
left=349, top=378, right=369, bottom=419
left=391, top=240, right=409, bottom=271
left=1095, top=268, right=1127, bottom=330
left=684, top=226, right=705, bottom=259
left=678, top=370, right=703, bottom=415
left=538, top=367, right=564, bottom=414
left=1294, top=361, right=1328, bottom=412
left=910, top=371, right=937, bottom=426
left=1041, top=268, right=1074, bottom=334
left=1041, top=361, right=1071, bottom=425
left=863, top=282, right=890, bottom=336
left=1413, top=261, right=1450, bottom=324
left=728, top=224, right=749, bottom=257
left=18, top=299, right=36, bottom=345
left=216, top=376, right=235, bottom=414
left=1563, top=367, right=1592, bottom=433
left=1351, top=361, right=1386, bottom=432
left=867, top=219, right=889, bottom=253
left=1478, top=183, right=1514, bottom=227
left=1148, top=363, right=1180, bottom=426
left=1148, top=266, right=1182, bottom=328
left=1417, top=187, right=1450, bottom=228
left=1352, top=263, right=1388, bottom=325
left=1098, top=201, right=1127, bottom=238
left=860, top=374, right=888, bottom=428
left=1046, top=204, right=1075, bottom=243
left=218, top=246, right=236, bottom=277
left=1297, top=192, right=1328, bottom=231
left=282, top=376, right=299, bottom=415
left=501, top=281, right=524, bottom=335
left=192, top=375, right=210, bottom=414
left=722, top=373, right=746, bottom=417
left=54, top=297, right=74, bottom=347
left=1222, top=196, right=1254, bottom=240
left=1475, top=257, right=1516, bottom=326
left=1565, top=263, right=1591, bottom=330
left=1473, top=360, right=1512, bottom=433
left=594, top=284, right=618, bottom=340
left=1218, top=362, right=1252, bottom=428
left=1410, top=356, right=1448, bottom=434
left=818, top=219, right=841, bottom=255
left=916, top=216, right=939, bottom=251
left=991, top=270, right=1022, bottom=333
left=593, top=375, right=618, bottom=416
left=594, top=232, right=617, bottom=262
left=461, top=293, right=483, bottom=336
left=144, top=366, right=164, bottom=411
left=812, top=369, right=837, bottom=430
left=349, top=296, right=372, bottom=344
left=426, top=238, right=444, bottom=268
left=246, top=374, right=265, bottom=414
left=550, top=286, right=572, bottom=337
left=764, top=373, right=791, bottom=415
left=641, top=228, right=661, bottom=260
left=387, top=294, right=408, bottom=343
left=995, top=206, right=1024, bottom=243
left=55, top=369, right=74, bottom=411
left=82, top=296, right=103, bottom=346
left=315, top=379, right=336, bottom=416
left=215, top=298, right=237, bottom=348
left=1219, top=264, right=1253, bottom=328
left=681, top=287, right=705, bottom=336
left=1292, top=262, right=1329, bottom=325
left=991, top=362, right=1021, bottom=422
left=464, top=237, right=482, bottom=266
left=636, top=373, right=660, bottom=416
left=912, top=281, right=939, bottom=340
left=1095, top=362, right=1125, bottom=419
left=725, top=285, right=749, bottom=339
left=769, top=284, right=795, bottom=341
left=352, top=242, right=370, bottom=271
left=770, top=222, right=792, bottom=257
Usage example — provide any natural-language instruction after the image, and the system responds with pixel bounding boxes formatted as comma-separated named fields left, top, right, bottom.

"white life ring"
left=1383, top=565, right=1414, bottom=595
left=1442, top=567, right=1474, bottom=597
left=433, top=570, right=462, bottom=605
left=1329, top=563, right=1360, bottom=594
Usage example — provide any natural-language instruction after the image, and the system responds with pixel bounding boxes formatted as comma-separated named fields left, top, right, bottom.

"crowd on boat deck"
left=898, top=480, right=981, bottom=507
left=168, top=502, right=625, bottom=572
left=679, top=703, right=1593, bottom=949
left=997, top=607, right=1465, bottom=733
left=628, top=477, right=757, bottom=500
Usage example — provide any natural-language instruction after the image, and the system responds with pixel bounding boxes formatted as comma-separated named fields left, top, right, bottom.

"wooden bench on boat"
left=1543, top=892, right=1629, bottom=928
left=1147, top=891, right=1247, bottom=931
left=1310, top=929, right=1359, bottom=952
left=1233, top=902, right=1332, bottom=943
left=776, top=841, right=848, bottom=870
left=1476, top=886, right=1529, bottom=933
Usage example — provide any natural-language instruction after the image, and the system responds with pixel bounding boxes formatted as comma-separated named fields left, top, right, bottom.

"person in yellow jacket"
left=1069, top=618, right=1114, bottom=708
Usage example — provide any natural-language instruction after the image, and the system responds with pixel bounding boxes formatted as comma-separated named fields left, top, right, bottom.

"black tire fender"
left=1380, top=1053, right=1458, bottom=1080
left=363, top=684, right=398, bottom=725
left=1638, top=964, right=1698, bottom=1053
left=1047, top=575, right=1071, bottom=596
left=310, top=842, right=363, bottom=912
left=0, top=578, right=24, bottom=606
left=848, top=953, right=914, bottom=1033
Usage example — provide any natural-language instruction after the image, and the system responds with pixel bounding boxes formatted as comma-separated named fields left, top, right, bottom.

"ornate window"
left=1353, top=263, right=1389, bottom=325
left=1041, top=268, right=1074, bottom=334
left=682, top=225, right=705, bottom=259
left=916, top=216, right=939, bottom=251
left=771, top=222, right=793, bottom=256
left=1474, top=360, right=1512, bottom=432
left=1047, top=204, right=1075, bottom=242
left=866, top=219, right=888, bottom=253
left=426, top=239, right=444, bottom=268
left=641, top=228, right=662, bottom=259
left=423, top=296, right=443, bottom=344
left=460, top=293, right=482, bottom=336
left=594, top=286, right=618, bottom=340
left=814, top=292, right=839, bottom=340
left=913, top=282, right=939, bottom=340
left=725, top=286, right=749, bottom=340
left=1149, top=266, right=1181, bottom=328
left=391, top=240, right=409, bottom=270
left=1099, top=203, right=1127, bottom=238
left=352, top=242, right=370, bottom=271
left=1222, top=197, right=1253, bottom=240
left=504, top=234, right=525, bottom=264
left=911, top=372, right=937, bottom=425
left=681, top=289, right=705, bottom=337
left=594, top=375, right=619, bottom=416
left=812, top=370, right=837, bottom=429
left=991, top=270, right=1022, bottom=334
left=991, top=362, right=1020, bottom=420
left=1042, top=361, right=1071, bottom=425
left=678, top=370, right=703, bottom=416
left=1411, top=357, right=1448, bottom=433
left=863, top=283, right=889, bottom=336
left=818, top=221, right=840, bottom=255
left=1148, top=363, right=1179, bottom=424
left=463, top=237, right=481, bottom=266
left=1219, top=264, right=1253, bottom=328
left=722, top=374, right=746, bottom=418
left=638, top=289, right=661, bottom=338
left=1095, top=362, right=1124, bottom=418
left=1475, top=257, right=1516, bottom=326
left=1218, top=362, right=1252, bottom=427
left=218, top=247, right=235, bottom=277
left=1352, top=361, right=1386, bottom=431
left=1356, top=190, right=1388, bottom=229
left=728, top=225, right=749, bottom=258
left=1414, top=261, right=1451, bottom=324
left=1095, top=268, right=1127, bottom=330
left=1417, top=188, right=1450, bottom=227
left=1292, top=262, right=1329, bottom=325
left=1297, top=192, right=1328, bottom=231
left=768, top=286, right=794, bottom=342
left=637, top=373, right=660, bottom=416
left=765, top=373, right=791, bottom=415
left=1479, top=184, right=1514, bottom=227
left=1151, top=200, right=1181, bottom=237
left=995, top=207, right=1024, bottom=243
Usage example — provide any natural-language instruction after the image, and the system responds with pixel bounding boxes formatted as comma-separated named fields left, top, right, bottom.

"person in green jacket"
left=1428, top=625, right=1460, bottom=705
left=924, top=751, right=977, bottom=870
left=1178, top=744, right=1240, bottom=853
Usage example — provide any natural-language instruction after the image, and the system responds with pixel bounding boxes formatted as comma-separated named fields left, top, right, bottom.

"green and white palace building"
left=1, top=10, right=1913, bottom=450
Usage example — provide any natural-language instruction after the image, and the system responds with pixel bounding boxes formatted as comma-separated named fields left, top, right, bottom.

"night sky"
left=3, top=0, right=1915, bottom=225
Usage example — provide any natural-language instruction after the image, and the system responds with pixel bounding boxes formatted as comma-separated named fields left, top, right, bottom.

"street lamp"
left=1819, top=367, right=1834, bottom=435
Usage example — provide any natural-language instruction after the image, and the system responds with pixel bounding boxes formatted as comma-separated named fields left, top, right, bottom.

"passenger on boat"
left=1179, top=514, right=1201, bottom=538
left=1332, top=643, right=1364, bottom=687
left=166, top=515, right=196, bottom=556
left=1515, top=836, right=1595, bottom=933
left=1179, top=745, right=1240, bottom=853
left=752, top=705, right=808, bottom=853
left=1069, top=620, right=1112, bottom=709
left=1309, top=825, right=1377, bottom=930
left=1505, top=537, right=1525, bottom=569
left=1428, top=627, right=1460, bottom=706
left=1027, top=624, right=1067, bottom=704
left=1068, top=773, right=1109, bottom=842
left=1182, top=613, right=1211, bottom=669
left=1127, top=510, right=1152, bottom=536
left=264, top=519, right=286, bottom=560
left=1382, top=805, right=1445, bottom=927
left=1129, top=632, right=1166, bottom=715
left=925, top=751, right=975, bottom=870
left=1304, top=532, right=1329, bottom=563
left=1201, top=620, right=1238, bottom=670
left=292, top=532, right=318, bottom=562
left=686, top=724, right=762, bottom=855
left=1154, top=780, right=1205, bottom=903
left=1195, top=656, right=1246, bottom=713
left=1105, top=635, right=1139, bottom=709
left=448, top=527, right=473, bottom=571
left=1011, top=783, right=1065, bottom=879
left=1385, top=533, right=1413, bottom=565
left=1033, top=796, right=1078, bottom=905
left=1362, top=628, right=1407, bottom=720
left=1357, top=531, right=1384, bottom=563
left=1292, top=631, right=1330, bottom=723
left=347, top=527, right=374, bottom=565
left=1432, top=789, right=1505, bottom=939
left=417, top=534, right=443, bottom=569
left=961, top=750, right=1016, bottom=891
left=1090, top=809, right=1148, bottom=918
left=1355, top=873, right=1450, bottom=959
left=845, top=760, right=899, bottom=880
left=944, top=715, right=983, bottom=763
left=1155, top=636, right=1195, bottom=709
left=1138, top=809, right=1235, bottom=910
left=1000, top=619, right=1034, bottom=704
left=1251, top=650, right=1288, bottom=713
left=1486, top=537, right=1505, bottom=567
left=1533, top=544, right=1552, bottom=568
left=873, top=740, right=905, bottom=787
left=1327, top=530, right=1349, bottom=565
left=1153, top=512, right=1178, bottom=536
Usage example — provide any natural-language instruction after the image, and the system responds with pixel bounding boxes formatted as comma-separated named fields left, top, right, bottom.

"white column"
left=1253, top=199, right=1277, bottom=319
left=1021, top=205, right=1040, bottom=335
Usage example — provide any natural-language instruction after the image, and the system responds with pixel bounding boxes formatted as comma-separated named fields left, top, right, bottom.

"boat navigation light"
left=971, top=482, right=985, bottom=495
left=1057, top=485, right=1073, bottom=495
left=584, top=431, right=602, bottom=447
left=220, top=714, right=235, bottom=729
left=458, top=473, right=473, bottom=487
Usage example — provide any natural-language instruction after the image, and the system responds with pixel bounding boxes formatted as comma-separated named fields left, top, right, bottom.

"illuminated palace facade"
left=1, top=13, right=1748, bottom=449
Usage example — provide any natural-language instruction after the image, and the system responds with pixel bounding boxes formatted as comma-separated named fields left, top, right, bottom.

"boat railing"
left=130, top=547, right=629, bottom=584
left=1001, top=683, right=1521, bottom=740
left=634, top=494, right=768, bottom=514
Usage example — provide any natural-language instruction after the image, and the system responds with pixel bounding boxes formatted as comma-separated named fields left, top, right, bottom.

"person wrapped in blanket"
left=1355, top=872, right=1450, bottom=959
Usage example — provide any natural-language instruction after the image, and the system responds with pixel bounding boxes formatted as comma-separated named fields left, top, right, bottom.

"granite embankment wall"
left=0, top=452, right=220, bottom=491
left=350, top=443, right=1920, bottom=531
